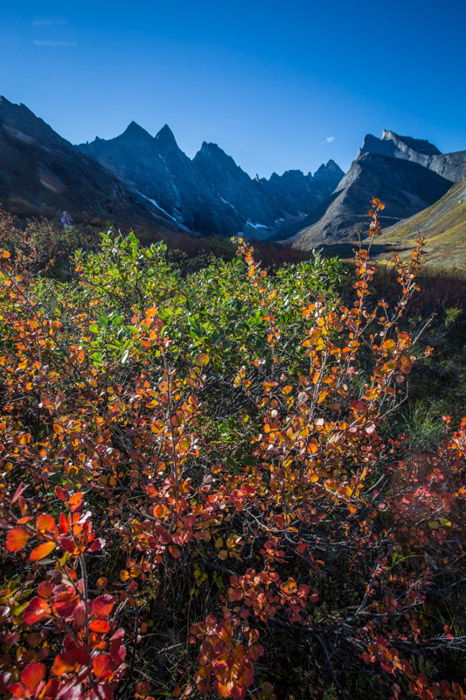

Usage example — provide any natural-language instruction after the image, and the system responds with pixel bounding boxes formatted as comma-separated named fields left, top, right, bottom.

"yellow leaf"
left=317, top=390, right=328, bottom=404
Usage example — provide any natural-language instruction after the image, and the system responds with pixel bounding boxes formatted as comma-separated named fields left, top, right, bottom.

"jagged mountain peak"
left=314, top=160, right=344, bottom=177
left=155, top=124, right=178, bottom=149
left=121, top=120, right=153, bottom=142
left=381, top=129, right=441, bottom=156
left=0, top=98, right=181, bottom=232
left=193, top=141, right=244, bottom=172
left=197, top=141, right=233, bottom=159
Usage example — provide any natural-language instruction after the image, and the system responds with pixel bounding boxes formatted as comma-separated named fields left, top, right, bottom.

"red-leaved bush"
left=0, top=201, right=464, bottom=699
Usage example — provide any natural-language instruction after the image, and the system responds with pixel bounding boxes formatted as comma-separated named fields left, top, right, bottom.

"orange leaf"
left=21, top=662, right=46, bottom=690
left=68, top=492, right=83, bottom=512
left=51, top=653, right=77, bottom=676
left=36, top=514, right=56, bottom=532
left=317, top=390, right=329, bottom=404
left=152, top=504, right=167, bottom=519
left=6, top=527, right=30, bottom=552
left=92, top=654, right=113, bottom=679
left=89, top=619, right=110, bottom=634
left=29, top=541, right=56, bottom=561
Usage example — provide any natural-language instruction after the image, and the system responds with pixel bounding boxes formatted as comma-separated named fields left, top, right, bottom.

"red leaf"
left=87, top=538, right=104, bottom=552
left=21, top=661, right=46, bottom=690
left=6, top=527, right=30, bottom=552
left=91, top=594, right=115, bottom=619
left=169, top=544, right=181, bottom=559
left=73, top=601, right=86, bottom=627
left=11, top=483, right=28, bottom=504
left=59, top=536, right=75, bottom=553
left=55, top=486, right=68, bottom=501
left=109, top=628, right=126, bottom=664
left=59, top=512, right=70, bottom=534
left=92, top=654, right=113, bottom=679
left=29, top=542, right=56, bottom=561
left=37, top=581, right=54, bottom=599
left=23, top=597, right=51, bottom=624
left=7, top=683, right=24, bottom=697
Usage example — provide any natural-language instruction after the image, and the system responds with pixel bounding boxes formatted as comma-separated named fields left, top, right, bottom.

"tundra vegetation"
left=0, top=201, right=464, bottom=699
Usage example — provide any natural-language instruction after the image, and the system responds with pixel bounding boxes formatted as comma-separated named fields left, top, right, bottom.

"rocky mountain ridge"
left=290, top=130, right=465, bottom=250
left=0, top=97, right=182, bottom=234
left=0, top=95, right=464, bottom=254
left=79, top=123, right=344, bottom=237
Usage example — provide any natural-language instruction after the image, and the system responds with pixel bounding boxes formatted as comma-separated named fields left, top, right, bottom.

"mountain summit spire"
left=155, top=124, right=177, bottom=149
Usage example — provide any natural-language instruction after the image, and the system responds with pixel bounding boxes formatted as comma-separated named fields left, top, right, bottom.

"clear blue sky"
left=1, top=0, right=465, bottom=177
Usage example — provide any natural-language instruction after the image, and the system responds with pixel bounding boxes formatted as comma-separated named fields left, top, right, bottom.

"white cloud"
left=33, top=18, right=68, bottom=26
left=33, top=40, right=77, bottom=47
left=325, top=136, right=335, bottom=143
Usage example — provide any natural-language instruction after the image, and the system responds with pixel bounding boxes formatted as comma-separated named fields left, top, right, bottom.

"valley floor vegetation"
left=0, top=202, right=464, bottom=699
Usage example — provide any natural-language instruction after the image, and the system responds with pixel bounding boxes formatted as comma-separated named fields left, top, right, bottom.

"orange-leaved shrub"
left=0, top=200, right=464, bottom=699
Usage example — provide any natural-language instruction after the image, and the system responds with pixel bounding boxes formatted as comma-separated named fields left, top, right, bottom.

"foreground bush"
left=0, top=202, right=464, bottom=699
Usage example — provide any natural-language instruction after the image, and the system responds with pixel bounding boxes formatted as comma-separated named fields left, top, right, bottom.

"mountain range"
left=78, top=124, right=343, bottom=237
left=288, top=131, right=465, bottom=250
left=0, top=95, right=464, bottom=263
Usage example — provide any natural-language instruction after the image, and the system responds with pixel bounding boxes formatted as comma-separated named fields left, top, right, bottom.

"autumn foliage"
left=0, top=201, right=464, bottom=699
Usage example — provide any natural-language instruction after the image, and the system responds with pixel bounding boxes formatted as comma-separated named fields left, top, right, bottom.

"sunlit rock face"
left=289, top=130, right=465, bottom=250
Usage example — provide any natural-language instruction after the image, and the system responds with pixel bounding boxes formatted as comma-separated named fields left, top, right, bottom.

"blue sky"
left=1, top=0, right=465, bottom=177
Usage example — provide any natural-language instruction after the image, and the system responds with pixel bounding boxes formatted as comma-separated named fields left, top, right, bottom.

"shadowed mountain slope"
left=0, top=97, right=181, bottom=234
left=79, top=127, right=343, bottom=237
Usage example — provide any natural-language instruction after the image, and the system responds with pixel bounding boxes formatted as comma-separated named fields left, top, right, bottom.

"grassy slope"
left=373, top=178, right=466, bottom=269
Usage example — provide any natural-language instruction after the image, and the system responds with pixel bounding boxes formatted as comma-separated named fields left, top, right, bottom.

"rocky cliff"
left=290, top=130, right=464, bottom=250
left=79, top=125, right=343, bottom=237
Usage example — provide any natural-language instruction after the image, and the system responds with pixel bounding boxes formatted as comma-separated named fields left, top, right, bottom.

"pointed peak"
left=195, top=141, right=241, bottom=170
left=155, top=124, right=177, bottom=148
left=125, top=120, right=148, bottom=134
left=314, top=160, right=343, bottom=177
left=120, top=121, right=153, bottom=142
left=324, top=159, right=342, bottom=170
